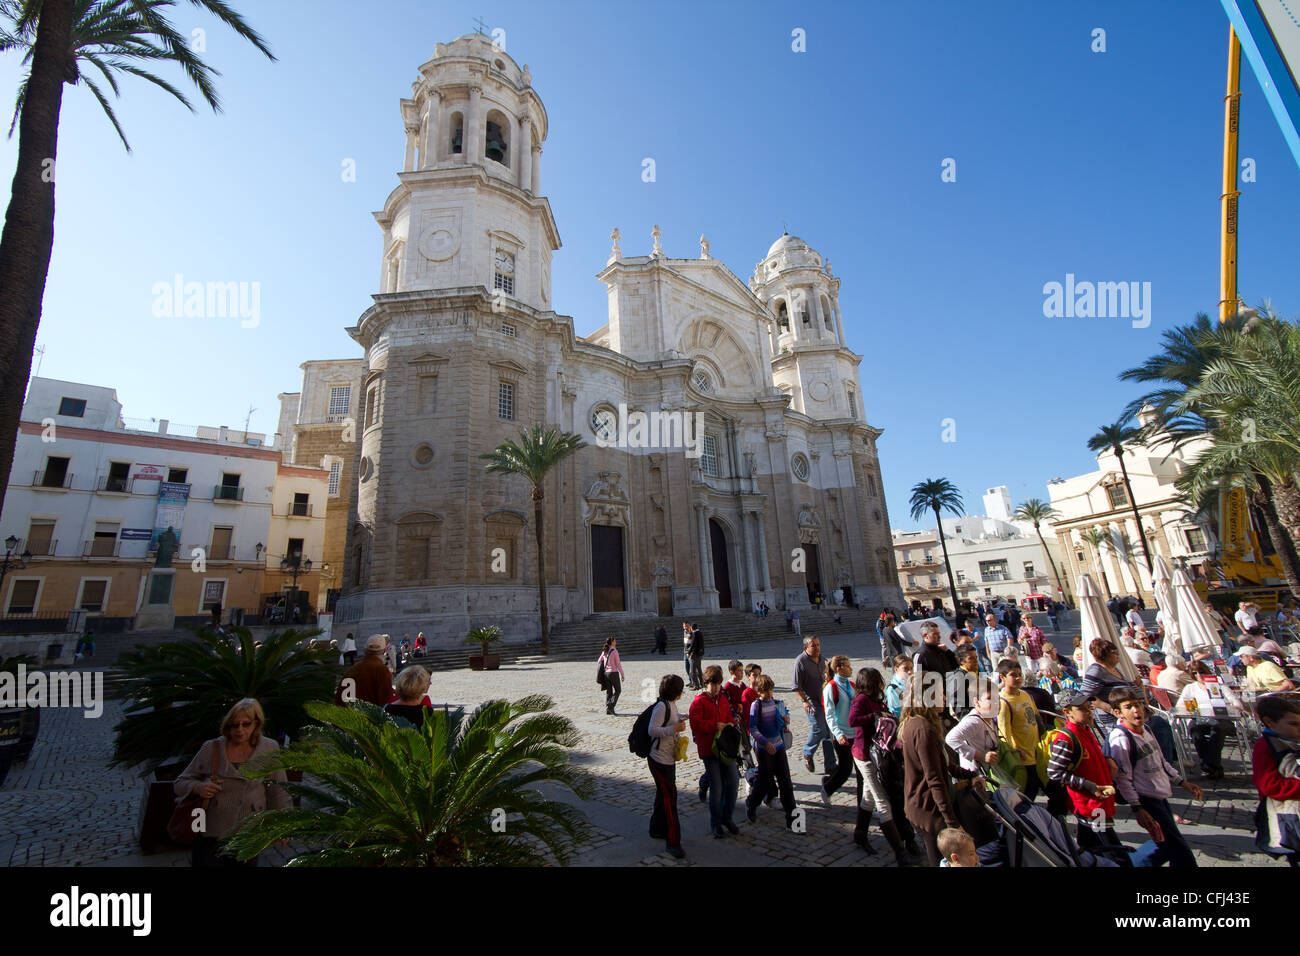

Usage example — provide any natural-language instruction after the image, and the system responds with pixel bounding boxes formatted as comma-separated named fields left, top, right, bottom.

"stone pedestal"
left=133, top=569, right=177, bottom=631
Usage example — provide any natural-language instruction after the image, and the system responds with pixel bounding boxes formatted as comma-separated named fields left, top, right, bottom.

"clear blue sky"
left=3, top=0, right=1297, bottom=531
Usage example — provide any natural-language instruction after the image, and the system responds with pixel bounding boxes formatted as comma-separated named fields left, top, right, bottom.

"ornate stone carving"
left=583, top=472, right=630, bottom=527
left=797, top=505, right=821, bottom=544
left=652, top=558, right=673, bottom=586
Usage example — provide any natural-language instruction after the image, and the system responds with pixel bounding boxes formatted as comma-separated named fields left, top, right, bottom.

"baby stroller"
left=968, top=771, right=1129, bottom=867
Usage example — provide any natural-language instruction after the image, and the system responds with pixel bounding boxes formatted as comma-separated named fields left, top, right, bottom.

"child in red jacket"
left=1253, top=695, right=1300, bottom=866
left=690, top=665, right=741, bottom=838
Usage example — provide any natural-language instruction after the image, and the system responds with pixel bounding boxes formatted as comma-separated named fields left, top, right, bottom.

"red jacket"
left=739, top=686, right=760, bottom=732
left=689, top=690, right=735, bottom=758
left=1064, top=719, right=1116, bottom=820
left=1253, top=735, right=1300, bottom=801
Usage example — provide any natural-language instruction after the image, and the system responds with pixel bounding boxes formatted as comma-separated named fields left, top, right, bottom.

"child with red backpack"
left=1045, top=691, right=1128, bottom=864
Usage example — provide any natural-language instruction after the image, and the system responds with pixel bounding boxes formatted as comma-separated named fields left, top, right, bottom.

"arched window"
left=485, top=110, right=511, bottom=165
left=776, top=300, right=790, bottom=331
left=449, top=111, right=464, bottom=154
left=821, top=295, right=834, bottom=329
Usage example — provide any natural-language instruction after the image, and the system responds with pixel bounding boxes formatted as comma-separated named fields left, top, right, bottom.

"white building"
left=0, top=377, right=327, bottom=626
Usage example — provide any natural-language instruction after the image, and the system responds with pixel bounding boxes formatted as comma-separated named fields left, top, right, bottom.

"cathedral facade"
left=335, top=34, right=904, bottom=644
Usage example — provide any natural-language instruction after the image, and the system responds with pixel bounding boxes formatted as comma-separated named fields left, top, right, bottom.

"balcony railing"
left=16, top=538, right=57, bottom=557
left=186, top=542, right=235, bottom=561
left=213, top=485, right=244, bottom=502
left=96, top=474, right=131, bottom=493
left=981, top=572, right=1011, bottom=583
left=82, top=538, right=121, bottom=558
left=286, top=502, right=313, bottom=518
left=33, top=470, right=74, bottom=489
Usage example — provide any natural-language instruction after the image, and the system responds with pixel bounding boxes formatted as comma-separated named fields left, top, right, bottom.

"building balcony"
left=277, top=502, right=314, bottom=518
left=95, top=475, right=131, bottom=494
left=82, top=539, right=121, bottom=558
left=981, top=573, right=1011, bottom=583
left=184, top=542, right=238, bottom=562
left=32, top=470, right=75, bottom=490
left=213, top=485, right=244, bottom=502
left=16, top=538, right=57, bottom=557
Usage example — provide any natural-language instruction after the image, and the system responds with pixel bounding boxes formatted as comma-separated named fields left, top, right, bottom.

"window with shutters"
left=210, top=527, right=233, bottom=560
left=26, top=520, right=54, bottom=556
left=79, top=580, right=108, bottom=612
left=7, top=579, right=39, bottom=614
left=327, top=385, right=351, bottom=421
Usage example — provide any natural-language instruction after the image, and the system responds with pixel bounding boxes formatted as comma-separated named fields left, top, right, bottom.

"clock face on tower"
left=494, top=250, right=515, bottom=275
left=419, top=227, right=458, bottom=262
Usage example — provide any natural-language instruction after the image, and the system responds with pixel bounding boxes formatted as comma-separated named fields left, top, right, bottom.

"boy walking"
left=1108, top=687, right=1203, bottom=868
left=1047, top=691, right=1126, bottom=862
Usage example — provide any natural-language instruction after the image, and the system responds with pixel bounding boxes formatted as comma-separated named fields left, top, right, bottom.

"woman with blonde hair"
left=898, top=673, right=973, bottom=866
left=385, top=665, right=432, bottom=728
left=174, top=698, right=292, bottom=867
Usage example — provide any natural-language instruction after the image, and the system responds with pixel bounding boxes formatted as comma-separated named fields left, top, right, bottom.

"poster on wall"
left=151, top=481, right=191, bottom=551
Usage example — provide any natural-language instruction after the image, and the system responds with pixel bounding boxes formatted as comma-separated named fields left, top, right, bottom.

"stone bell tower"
left=749, top=233, right=863, bottom=423
left=377, top=33, right=559, bottom=311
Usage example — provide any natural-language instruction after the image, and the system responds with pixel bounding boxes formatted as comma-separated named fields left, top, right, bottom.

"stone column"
left=466, top=84, right=482, bottom=163
left=833, top=301, right=846, bottom=345
left=785, top=289, right=800, bottom=342
left=811, top=292, right=825, bottom=340
left=531, top=144, right=542, bottom=193
left=403, top=124, right=419, bottom=172
left=754, top=509, right=771, bottom=591
left=422, top=91, right=441, bottom=169
left=738, top=509, right=756, bottom=602
left=517, top=114, right=532, bottom=191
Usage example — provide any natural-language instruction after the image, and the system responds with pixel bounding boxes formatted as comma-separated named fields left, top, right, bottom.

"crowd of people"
left=630, top=607, right=1300, bottom=868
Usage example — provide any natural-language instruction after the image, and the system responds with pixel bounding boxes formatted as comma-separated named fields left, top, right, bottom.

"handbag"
left=167, top=739, right=220, bottom=845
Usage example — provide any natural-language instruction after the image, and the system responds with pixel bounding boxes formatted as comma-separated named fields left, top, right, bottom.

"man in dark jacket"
left=335, top=634, right=394, bottom=707
left=687, top=625, right=705, bottom=688
left=916, top=622, right=959, bottom=676
left=653, top=624, right=668, bottom=655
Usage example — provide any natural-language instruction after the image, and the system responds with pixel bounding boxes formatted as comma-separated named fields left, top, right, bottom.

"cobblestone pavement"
left=0, top=627, right=1289, bottom=867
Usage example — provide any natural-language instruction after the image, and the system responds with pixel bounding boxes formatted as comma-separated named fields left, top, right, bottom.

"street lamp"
left=0, top=534, right=31, bottom=596
left=280, top=553, right=313, bottom=623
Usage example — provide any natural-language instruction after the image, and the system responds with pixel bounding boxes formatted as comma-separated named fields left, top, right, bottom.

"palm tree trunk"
left=0, top=0, right=75, bottom=522
left=1114, top=448, right=1153, bottom=576
left=1253, top=473, right=1300, bottom=597
left=1035, top=523, right=1065, bottom=603
left=933, top=504, right=960, bottom=617
left=533, top=488, right=549, bottom=654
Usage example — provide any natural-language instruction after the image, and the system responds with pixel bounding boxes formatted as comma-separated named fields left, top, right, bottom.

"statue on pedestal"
left=154, top=527, right=178, bottom=567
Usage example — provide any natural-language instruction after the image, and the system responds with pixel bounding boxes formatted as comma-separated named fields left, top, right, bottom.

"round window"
left=590, top=406, right=617, bottom=442
left=692, top=371, right=712, bottom=393
left=792, top=454, right=810, bottom=481
left=359, top=457, right=374, bottom=481
left=411, top=443, right=435, bottom=468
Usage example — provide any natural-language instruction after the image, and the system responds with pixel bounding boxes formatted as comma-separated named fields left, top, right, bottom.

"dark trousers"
left=1133, top=795, right=1198, bottom=868
left=748, top=746, right=796, bottom=821
left=605, top=672, right=622, bottom=712
left=648, top=758, right=681, bottom=848
left=689, top=655, right=704, bottom=689
left=822, top=741, right=862, bottom=801
left=1191, top=718, right=1226, bottom=772
left=684, top=652, right=693, bottom=682
left=343, top=651, right=357, bottom=665
left=918, top=827, right=942, bottom=867
left=192, top=836, right=256, bottom=868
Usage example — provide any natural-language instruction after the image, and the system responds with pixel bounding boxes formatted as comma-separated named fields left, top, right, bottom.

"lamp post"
left=0, top=534, right=31, bottom=598
left=280, top=552, right=313, bottom=623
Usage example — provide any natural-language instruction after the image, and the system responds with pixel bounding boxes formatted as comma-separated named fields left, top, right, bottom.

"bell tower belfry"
left=749, top=233, right=863, bottom=422
left=374, top=33, right=560, bottom=312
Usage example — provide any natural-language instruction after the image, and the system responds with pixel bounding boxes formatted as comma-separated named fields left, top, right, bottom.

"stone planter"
left=468, top=653, right=502, bottom=671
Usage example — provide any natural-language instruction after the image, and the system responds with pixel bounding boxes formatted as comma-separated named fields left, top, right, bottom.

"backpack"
left=595, top=655, right=608, bottom=689
left=1035, top=725, right=1079, bottom=787
left=629, top=701, right=670, bottom=758
left=714, top=723, right=742, bottom=764
left=870, top=710, right=901, bottom=770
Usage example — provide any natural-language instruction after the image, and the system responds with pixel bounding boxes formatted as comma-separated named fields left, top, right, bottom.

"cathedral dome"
left=766, top=232, right=809, bottom=258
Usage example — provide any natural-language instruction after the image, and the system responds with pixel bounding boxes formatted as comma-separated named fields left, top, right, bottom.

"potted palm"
left=110, top=625, right=338, bottom=852
left=225, top=696, right=594, bottom=865
left=466, top=625, right=504, bottom=671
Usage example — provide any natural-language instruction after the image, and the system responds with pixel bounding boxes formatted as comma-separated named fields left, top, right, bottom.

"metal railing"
left=286, top=502, right=313, bottom=517
left=213, top=485, right=244, bottom=502
left=96, top=474, right=131, bottom=493
left=15, top=538, right=58, bottom=557
left=33, top=470, right=74, bottom=489
left=82, top=538, right=121, bottom=558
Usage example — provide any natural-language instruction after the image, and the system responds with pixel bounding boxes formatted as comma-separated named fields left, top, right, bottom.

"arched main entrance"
left=804, top=542, right=822, bottom=603
left=591, top=524, right=626, bottom=611
left=709, top=518, right=732, bottom=609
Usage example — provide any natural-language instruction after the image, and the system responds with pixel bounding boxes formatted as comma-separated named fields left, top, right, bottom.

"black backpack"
left=629, top=701, right=670, bottom=758
left=596, top=656, right=608, bottom=689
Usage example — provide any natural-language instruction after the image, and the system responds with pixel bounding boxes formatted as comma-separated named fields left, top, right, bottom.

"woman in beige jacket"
left=175, top=698, right=291, bottom=867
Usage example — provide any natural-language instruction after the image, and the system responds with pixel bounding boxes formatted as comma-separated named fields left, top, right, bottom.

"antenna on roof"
left=244, top=403, right=257, bottom=437
left=33, top=344, right=45, bottom=378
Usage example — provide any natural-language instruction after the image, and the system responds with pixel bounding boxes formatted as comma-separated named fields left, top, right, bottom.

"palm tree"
left=1120, top=308, right=1300, bottom=591
left=1014, top=498, right=1065, bottom=602
left=908, top=478, right=964, bottom=617
left=223, top=696, right=594, bottom=866
left=0, top=0, right=274, bottom=522
left=1079, top=528, right=1113, bottom=598
left=111, top=626, right=336, bottom=775
left=480, top=424, right=586, bottom=653
left=1086, top=420, right=1154, bottom=577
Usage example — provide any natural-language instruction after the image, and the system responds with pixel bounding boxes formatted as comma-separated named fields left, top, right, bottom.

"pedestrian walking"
left=898, top=674, right=973, bottom=867
left=600, top=637, right=625, bottom=714
left=682, top=622, right=695, bottom=687
left=174, top=698, right=291, bottom=867
left=792, top=610, right=801, bottom=636
left=792, top=636, right=837, bottom=775
left=848, top=667, right=918, bottom=864
left=687, top=624, right=705, bottom=689
left=647, top=674, right=687, bottom=859
left=690, top=665, right=741, bottom=838
left=744, top=675, right=798, bottom=828
left=335, top=635, right=394, bottom=707
left=653, top=624, right=668, bottom=655
left=820, top=655, right=861, bottom=809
